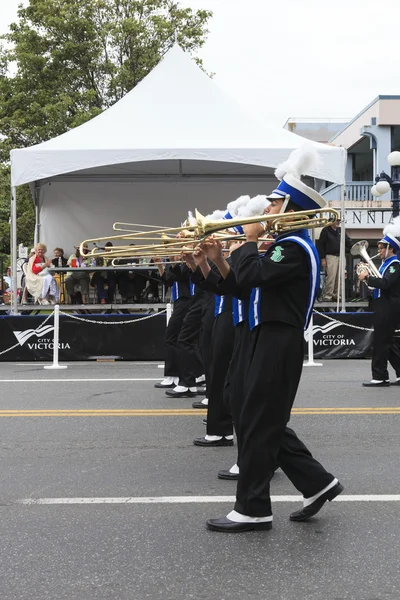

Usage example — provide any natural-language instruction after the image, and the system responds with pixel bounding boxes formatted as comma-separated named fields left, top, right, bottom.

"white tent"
left=9, top=44, right=346, bottom=312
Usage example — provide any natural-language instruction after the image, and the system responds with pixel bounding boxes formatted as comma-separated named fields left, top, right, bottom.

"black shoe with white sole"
left=362, top=381, right=390, bottom=387
left=193, top=436, right=233, bottom=447
left=290, top=482, right=344, bottom=522
left=206, top=517, right=272, bottom=533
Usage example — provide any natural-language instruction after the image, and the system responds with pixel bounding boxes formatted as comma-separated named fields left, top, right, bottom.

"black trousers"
left=372, top=301, right=400, bottom=381
left=235, top=322, right=335, bottom=517
left=199, top=293, right=215, bottom=385
left=206, top=311, right=235, bottom=436
left=177, top=294, right=204, bottom=388
left=226, top=320, right=252, bottom=465
left=164, top=298, right=189, bottom=377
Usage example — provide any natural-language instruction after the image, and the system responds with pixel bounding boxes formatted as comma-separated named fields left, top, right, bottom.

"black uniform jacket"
left=191, top=261, right=234, bottom=315
left=368, top=262, right=400, bottom=304
left=161, top=264, right=192, bottom=299
left=231, top=240, right=312, bottom=330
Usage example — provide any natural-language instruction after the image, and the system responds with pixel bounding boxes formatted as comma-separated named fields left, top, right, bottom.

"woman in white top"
left=26, top=243, right=59, bottom=304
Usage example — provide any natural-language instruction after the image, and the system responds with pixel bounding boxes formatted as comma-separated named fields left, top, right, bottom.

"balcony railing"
left=320, top=181, right=373, bottom=202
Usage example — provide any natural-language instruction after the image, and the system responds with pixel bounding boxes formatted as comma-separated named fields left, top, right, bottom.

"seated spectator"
left=66, top=244, right=92, bottom=304
left=51, top=248, right=68, bottom=269
left=25, top=243, right=59, bottom=305
left=91, top=242, right=117, bottom=304
left=1, top=267, right=12, bottom=304
left=117, top=256, right=148, bottom=303
left=3, top=267, right=12, bottom=292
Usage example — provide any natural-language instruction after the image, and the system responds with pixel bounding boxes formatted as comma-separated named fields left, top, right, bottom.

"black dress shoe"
left=362, top=381, right=390, bottom=387
left=217, top=469, right=239, bottom=480
left=391, top=380, right=400, bottom=386
left=192, top=400, right=208, bottom=409
left=154, top=382, right=175, bottom=389
left=196, top=387, right=207, bottom=396
left=290, top=481, right=344, bottom=522
left=206, top=517, right=272, bottom=532
left=193, top=436, right=233, bottom=447
left=165, top=389, right=196, bottom=398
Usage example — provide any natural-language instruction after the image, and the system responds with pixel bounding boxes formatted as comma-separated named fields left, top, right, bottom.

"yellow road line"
left=0, top=408, right=398, bottom=417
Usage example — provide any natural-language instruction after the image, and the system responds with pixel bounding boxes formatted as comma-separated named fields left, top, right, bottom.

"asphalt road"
left=0, top=359, right=399, bottom=600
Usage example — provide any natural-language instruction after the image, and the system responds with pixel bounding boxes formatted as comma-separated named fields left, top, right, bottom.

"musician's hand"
left=358, top=270, right=368, bottom=281
left=201, top=237, right=224, bottom=262
left=229, top=240, right=245, bottom=253
left=243, top=223, right=265, bottom=242
left=192, top=245, right=207, bottom=267
left=182, top=251, right=196, bottom=271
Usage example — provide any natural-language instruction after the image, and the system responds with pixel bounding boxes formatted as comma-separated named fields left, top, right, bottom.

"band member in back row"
left=165, top=270, right=205, bottom=399
left=153, top=255, right=192, bottom=389
left=205, top=149, right=343, bottom=533
left=358, top=218, right=400, bottom=388
left=188, top=243, right=235, bottom=447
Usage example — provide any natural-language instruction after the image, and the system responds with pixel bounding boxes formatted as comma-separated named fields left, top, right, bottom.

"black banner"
left=0, top=314, right=166, bottom=361
left=0, top=312, right=373, bottom=362
left=308, top=312, right=373, bottom=358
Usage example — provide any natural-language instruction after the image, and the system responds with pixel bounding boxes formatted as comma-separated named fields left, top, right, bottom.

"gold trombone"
left=80, top=207, right=339, bottom=258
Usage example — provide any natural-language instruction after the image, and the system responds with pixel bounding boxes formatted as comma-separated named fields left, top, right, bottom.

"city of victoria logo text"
left=13, top=324, right=71, bottom=350
left=304, top=321, right=356, bottom=346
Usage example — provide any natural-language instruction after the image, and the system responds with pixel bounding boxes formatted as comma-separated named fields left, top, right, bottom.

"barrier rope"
left=0, top=311, right=54, bottom=356
left=313, top=309, right=400, bottom=333
left=59, top=308, right=167, bottom=325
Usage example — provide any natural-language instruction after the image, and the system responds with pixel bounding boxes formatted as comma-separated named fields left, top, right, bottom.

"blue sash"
left=373, top=256, right=400, bottom=299
left=214, top=295, right=225, bottom=316
left=249, top=230, right=320, bottom=330
left=232, top=297, right=245, bottom=326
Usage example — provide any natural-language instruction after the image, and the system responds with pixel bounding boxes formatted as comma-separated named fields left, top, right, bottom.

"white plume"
left=383, top=216, right=400, bottom=239
left=274, top=144, right=319, bottom=181
left=206, top=209, right=226, bottom=220
left=186, top=211, right=197, bottom=227
left=227, top=195, right=251, bottom=217
left=237, top=195, right=270, bottom=218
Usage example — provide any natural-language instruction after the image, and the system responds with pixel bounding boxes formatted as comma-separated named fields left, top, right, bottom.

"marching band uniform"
left=155, top=264, right=192, bottom=389
left=361, top=229, right=400, bottom=387
left=166, top=281, right=205, bottom=398
left=192, top=264, right=235, bottom=446
left=207, top=171, right=343, bottom=533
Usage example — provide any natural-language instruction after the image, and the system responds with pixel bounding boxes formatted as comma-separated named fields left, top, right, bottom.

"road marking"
left=0, top=408, right=398, bottom=417
left=11, top=362, right=160, bottom=366
left=0, top=378, right=161, bottom=383
left=0, top=409, right=207, bottom=417
left=18, top=494, right=400, bottom=505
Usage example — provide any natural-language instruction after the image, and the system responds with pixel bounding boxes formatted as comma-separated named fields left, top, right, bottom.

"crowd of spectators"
left=12, top=242, right=162, bottom=305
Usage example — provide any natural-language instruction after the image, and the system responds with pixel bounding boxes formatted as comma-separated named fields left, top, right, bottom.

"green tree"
left=0, top=0, right=212, bottom=254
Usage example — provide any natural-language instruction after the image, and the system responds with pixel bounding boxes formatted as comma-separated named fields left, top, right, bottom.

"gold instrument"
left=79, top=207, right=339, bottom=260
left=194, top=207, right=339, bottom=237
left=350, top=240, right=381, bottom=279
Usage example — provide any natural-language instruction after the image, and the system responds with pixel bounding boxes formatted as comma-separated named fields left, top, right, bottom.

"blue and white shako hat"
left=378, top=216, right=400, bottom=252
left=207, top=196, right=251, bottom=235
left=267, top=146, right=326, bottom=211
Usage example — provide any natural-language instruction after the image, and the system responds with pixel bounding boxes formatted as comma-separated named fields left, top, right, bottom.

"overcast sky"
left=1, top=0, right=399, bottom=126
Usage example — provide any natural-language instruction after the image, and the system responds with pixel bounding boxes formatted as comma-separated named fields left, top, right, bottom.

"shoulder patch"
left=270, top=245, right=284, bottom=263
left=389, top=266, right=396, bottom=273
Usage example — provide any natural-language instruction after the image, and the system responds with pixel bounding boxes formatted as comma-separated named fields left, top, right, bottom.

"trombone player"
left=206, top=149, right=343, bottom=533
left=358, top=219, right=400, bottom=388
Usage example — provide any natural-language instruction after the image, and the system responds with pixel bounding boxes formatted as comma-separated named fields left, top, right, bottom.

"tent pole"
left=10, top=186, right=19, bottom=315
left=339, top=184, right=346, bottom=313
